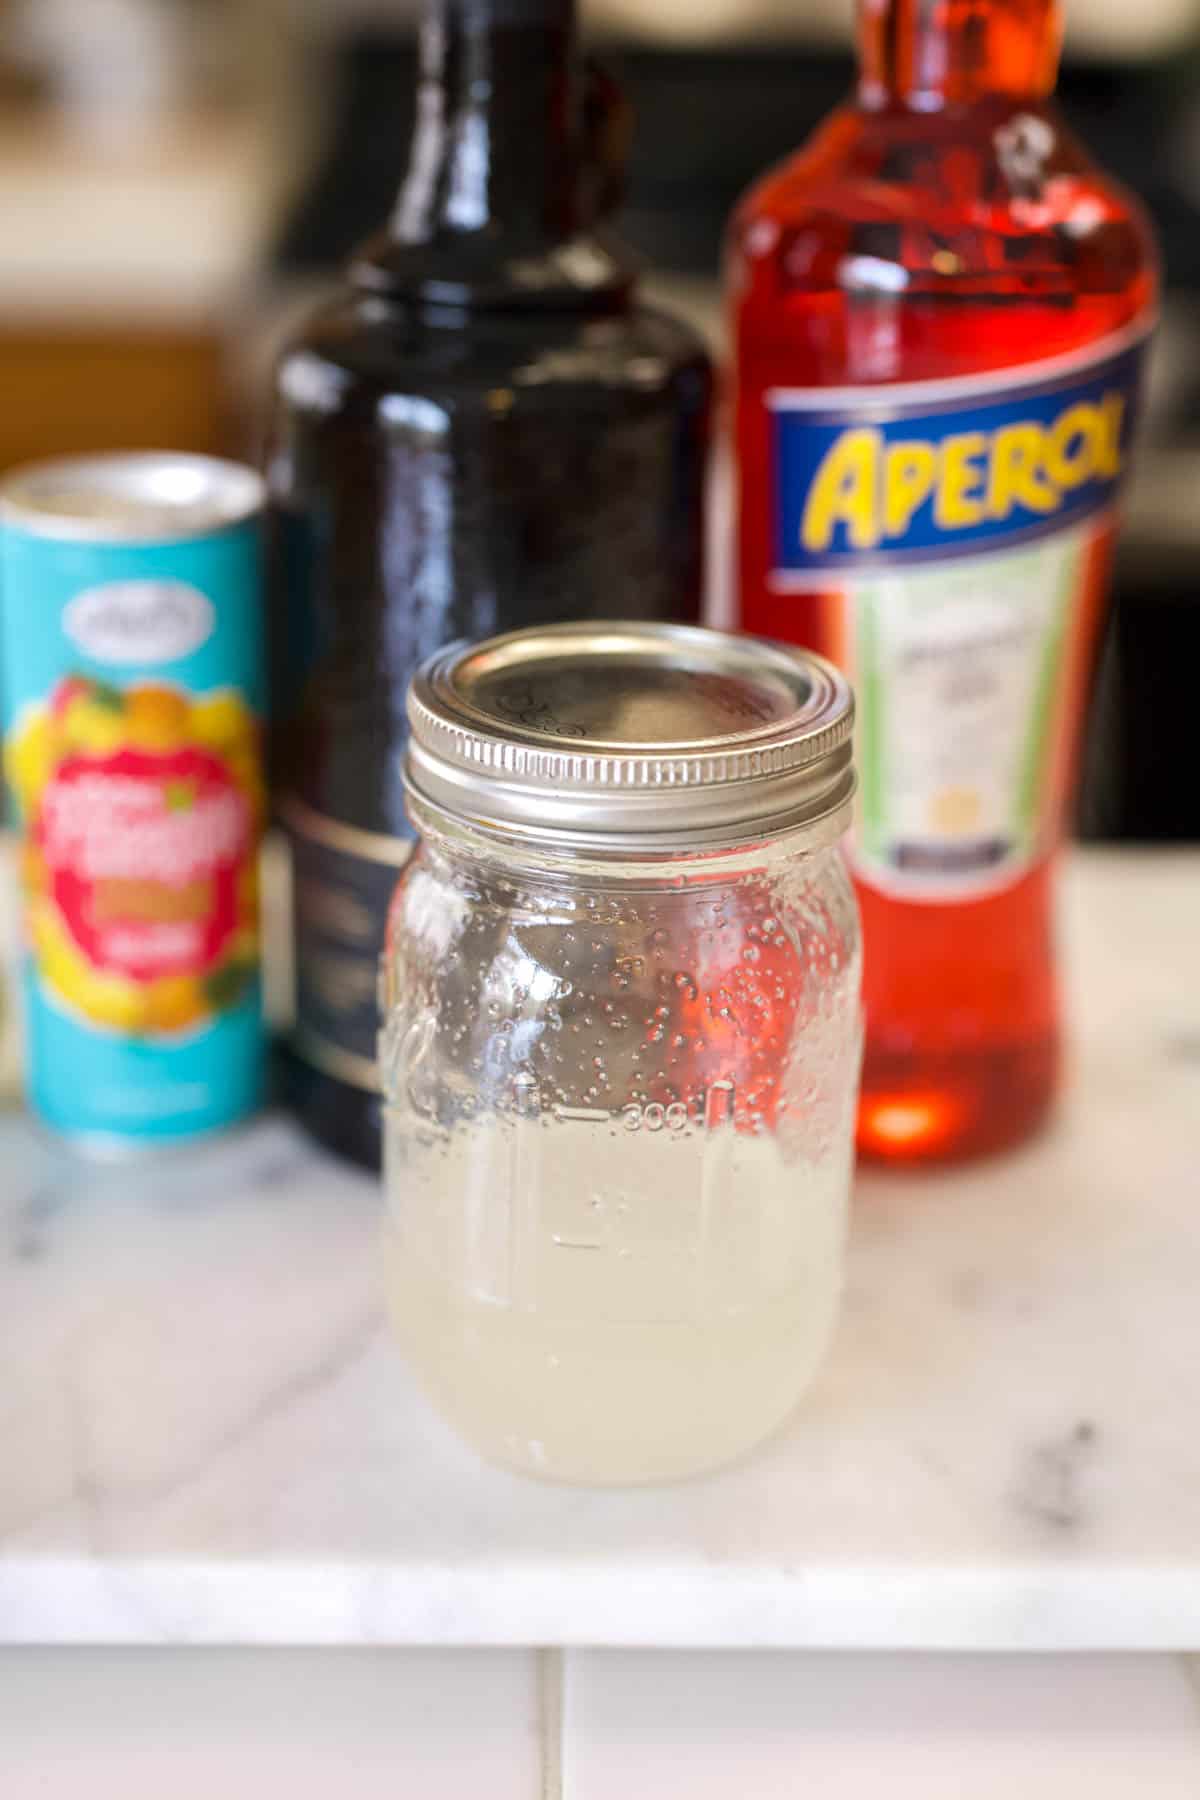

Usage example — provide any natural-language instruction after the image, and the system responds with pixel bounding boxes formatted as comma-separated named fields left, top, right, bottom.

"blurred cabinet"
left=0, top=104, right=310, bottom=470
left=0, top=324, right=230, bottom=473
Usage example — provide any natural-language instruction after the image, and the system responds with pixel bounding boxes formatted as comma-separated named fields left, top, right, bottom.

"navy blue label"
left=285, top=803, right=412, bottom=1092
left=770, top=332, right=1148, bottom=578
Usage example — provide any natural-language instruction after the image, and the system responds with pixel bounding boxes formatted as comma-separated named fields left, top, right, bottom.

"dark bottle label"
left=281, top=797, right=413, bottom=1093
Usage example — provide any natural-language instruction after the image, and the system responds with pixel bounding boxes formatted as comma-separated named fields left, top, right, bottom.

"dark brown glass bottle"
left=267, top=0, right=712, bottom=1169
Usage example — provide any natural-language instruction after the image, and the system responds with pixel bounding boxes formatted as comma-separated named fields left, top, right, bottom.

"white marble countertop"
left=1, top=849, right=1197, bottom=1651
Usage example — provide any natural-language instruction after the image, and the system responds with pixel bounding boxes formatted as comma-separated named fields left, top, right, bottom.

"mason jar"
left=381, top=622, right=861, bottom=1484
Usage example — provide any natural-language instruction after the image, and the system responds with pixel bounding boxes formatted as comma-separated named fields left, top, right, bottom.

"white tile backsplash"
left=0, top=1649, right=542, bottom=1800
left=562, top=1650, right=1200, bottom=1799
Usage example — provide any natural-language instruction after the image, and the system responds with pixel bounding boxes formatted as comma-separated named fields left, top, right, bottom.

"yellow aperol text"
left=800, top=392, right=1125, bottom=554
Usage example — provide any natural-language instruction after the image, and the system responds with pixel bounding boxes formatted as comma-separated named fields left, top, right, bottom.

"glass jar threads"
left=381, top=622, right=861, bottom=1483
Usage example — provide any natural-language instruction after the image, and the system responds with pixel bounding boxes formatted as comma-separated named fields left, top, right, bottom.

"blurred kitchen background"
left=0, top=0, right=1196, bottom=840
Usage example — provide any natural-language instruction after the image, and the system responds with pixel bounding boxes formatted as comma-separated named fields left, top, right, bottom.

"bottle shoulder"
left=275, top=294, right=712, bottom=409
left=731, top=99, right=1157, bottom=307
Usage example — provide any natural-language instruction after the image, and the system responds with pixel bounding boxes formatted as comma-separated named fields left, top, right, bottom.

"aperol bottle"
left=729, top=0, right=1156, bottom=1164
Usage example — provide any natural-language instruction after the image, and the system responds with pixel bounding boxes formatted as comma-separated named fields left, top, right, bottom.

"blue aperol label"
left=761, top=321, right=1153, bottom=900
left=768, top=326, right=1149, bottom=582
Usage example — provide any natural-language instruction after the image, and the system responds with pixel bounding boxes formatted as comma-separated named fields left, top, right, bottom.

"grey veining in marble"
left=1, top=851, right=1198, bottom=1649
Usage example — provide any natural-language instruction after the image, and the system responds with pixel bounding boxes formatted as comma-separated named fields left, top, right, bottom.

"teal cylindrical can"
left=0, top=453, right=267, bottom=1151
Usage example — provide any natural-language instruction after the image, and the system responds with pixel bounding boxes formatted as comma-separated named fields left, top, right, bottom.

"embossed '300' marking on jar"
left=622, top=1101, right=689, bottom=1133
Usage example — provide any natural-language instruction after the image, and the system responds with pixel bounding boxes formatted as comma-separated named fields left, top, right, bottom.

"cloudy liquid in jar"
left=384, top=1098, right=851, bottom=1485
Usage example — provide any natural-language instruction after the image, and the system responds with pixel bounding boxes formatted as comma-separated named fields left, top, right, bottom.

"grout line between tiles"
left=1176, top=1654, right=1200, bottom=1725
left=537, top=1647, right=565, bottom=1800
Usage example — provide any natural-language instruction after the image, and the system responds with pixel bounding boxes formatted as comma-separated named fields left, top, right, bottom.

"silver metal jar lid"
left=406, top=622, right=855, bottom=852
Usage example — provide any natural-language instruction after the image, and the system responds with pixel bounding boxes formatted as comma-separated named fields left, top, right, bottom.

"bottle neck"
left=393, top=0, right=581, bottom=250
left=858, top=0, right=1061, bottom=111
left=353, top=0, right=634, bottom=307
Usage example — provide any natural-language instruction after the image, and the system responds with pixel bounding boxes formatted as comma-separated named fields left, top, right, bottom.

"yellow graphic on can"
left=5, top=676, right=263, bottom=1038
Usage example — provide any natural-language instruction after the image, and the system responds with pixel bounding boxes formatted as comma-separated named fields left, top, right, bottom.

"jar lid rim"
left=406, top=622, right=855, bottom=851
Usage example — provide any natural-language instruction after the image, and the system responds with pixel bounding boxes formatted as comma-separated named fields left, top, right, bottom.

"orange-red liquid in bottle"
left=729, top=0, right=1157, bottom=1164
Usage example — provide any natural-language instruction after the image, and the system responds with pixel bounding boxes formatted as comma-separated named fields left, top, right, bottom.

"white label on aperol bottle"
left=766, top=321, right=1151, bottom=899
